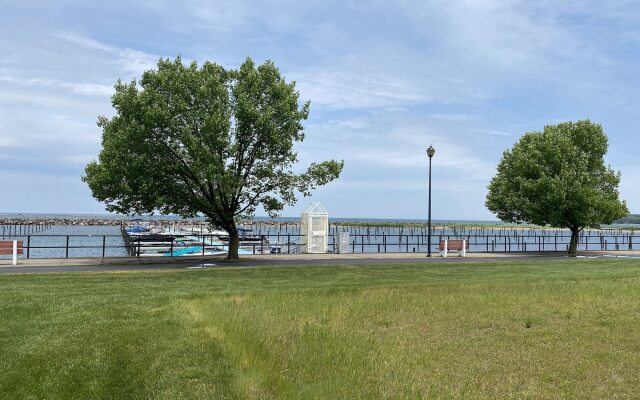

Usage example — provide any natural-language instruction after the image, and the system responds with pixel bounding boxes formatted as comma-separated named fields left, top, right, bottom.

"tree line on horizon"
left=614, top=214, right=640, bottom=224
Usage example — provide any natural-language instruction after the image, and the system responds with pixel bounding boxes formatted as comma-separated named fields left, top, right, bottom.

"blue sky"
left=1, top=1, right=639, bottom=220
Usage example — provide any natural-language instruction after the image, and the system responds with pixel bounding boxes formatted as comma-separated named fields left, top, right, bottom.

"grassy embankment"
left=2, top=260, right=640, bottom=399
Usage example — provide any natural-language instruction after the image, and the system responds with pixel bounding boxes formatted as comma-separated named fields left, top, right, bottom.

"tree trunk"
left=225, top=223, right=240, bottom=261
left=568, top=227, right=580, bottom=257
left=227, top=232, right=240, bottom=260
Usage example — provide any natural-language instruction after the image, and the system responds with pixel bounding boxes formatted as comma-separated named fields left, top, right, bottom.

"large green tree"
left=486, top=120, right=628, bottom=256
left=83, top=57, right=343, bottom=260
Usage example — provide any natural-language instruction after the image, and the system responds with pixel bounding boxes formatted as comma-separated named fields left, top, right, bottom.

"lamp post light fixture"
left=426, top=145, right=435, bottom=257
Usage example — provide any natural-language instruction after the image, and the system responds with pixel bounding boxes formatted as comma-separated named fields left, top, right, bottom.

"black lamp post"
left=427, top=145, right=435, bottom=257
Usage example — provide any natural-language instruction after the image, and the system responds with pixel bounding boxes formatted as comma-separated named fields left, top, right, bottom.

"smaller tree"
left=486, top=120, right=628, bottom=256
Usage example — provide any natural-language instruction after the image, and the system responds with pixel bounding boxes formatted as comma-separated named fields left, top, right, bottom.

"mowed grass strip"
left=1, top=260, right=640, bottom=399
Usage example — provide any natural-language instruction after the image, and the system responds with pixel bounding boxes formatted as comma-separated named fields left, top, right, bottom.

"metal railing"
left=338, top=233, right=640, bottom=253
left=0, top=231, right=639, bottom=259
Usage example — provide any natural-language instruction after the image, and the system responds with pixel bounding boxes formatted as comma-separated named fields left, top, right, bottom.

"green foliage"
left=83, top=57, right=343, bottom=258
left=486, top=120, right=628, bottom=254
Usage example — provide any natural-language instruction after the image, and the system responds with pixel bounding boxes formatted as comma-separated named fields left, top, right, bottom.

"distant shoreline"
left=0, top=212, right=501, bottom=226
left=0, top=214, right=637, bottom=230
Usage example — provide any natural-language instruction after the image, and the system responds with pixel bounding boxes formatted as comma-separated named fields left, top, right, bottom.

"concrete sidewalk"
left=3, top=250, right=639, bottom=268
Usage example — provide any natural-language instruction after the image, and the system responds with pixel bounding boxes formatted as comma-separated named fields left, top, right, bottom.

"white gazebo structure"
left=300, top=202, right=329, bottom=253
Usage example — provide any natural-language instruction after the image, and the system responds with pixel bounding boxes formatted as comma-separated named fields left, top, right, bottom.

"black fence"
left=337, top=233, right=640, bottom=253
left=1, top=231, right=639, bottom=259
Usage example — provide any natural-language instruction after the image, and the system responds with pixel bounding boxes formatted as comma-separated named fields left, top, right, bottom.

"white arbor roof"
left=302, top=202, right=328, bottom=216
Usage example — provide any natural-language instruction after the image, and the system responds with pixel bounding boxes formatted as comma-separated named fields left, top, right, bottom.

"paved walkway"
left=1, top=250, right=547, bottom=266
left=1, top=250, right=638, bottom=274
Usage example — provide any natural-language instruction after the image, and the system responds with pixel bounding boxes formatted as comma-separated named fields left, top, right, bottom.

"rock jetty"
left=0, top=217, right=302, bottom=227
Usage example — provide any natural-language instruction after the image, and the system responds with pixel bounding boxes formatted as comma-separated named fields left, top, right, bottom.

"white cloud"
left=52, top=32, right=114, bottom=52
left=473, top=129, right=514, bottom=137
left=54, top=31, right=159, bottom=75
left=60, top=154, right=97, bottom=164
left=0, top=136, right=16, bottom=147
left=1, top=76, right=112, bottom=97
left=182, top=1, right=252, bottom=31
left=63, top=83, right=113, bottom=97
left=291, top=70, right=425, bottom=110
left=352, top=146, right=495, bottom=181
left=117, top=48, right=159, bottom=74
left=426, top=113, right=481, bottom=122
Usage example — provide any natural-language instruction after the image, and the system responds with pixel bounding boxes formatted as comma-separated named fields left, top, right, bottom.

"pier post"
left=12, top=240, right=17, bottom=265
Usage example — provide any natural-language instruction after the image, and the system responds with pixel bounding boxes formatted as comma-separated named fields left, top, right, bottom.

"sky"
left=1, top=0, right=639, bottom=220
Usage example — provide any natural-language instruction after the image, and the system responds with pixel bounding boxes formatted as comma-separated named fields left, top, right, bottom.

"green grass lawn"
left=2, top=260, right=640, bottom=399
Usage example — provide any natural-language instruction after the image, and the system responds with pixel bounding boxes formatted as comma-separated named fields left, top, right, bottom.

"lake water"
left=0, top=225, right=127, bottom=259
left=0, top=215, right=637, bottom=258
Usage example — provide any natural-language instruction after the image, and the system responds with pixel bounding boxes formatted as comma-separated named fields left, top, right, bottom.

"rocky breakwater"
left=0, top=217, right=305, bottom=229
left=1, top=217, right=133, bottom=226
